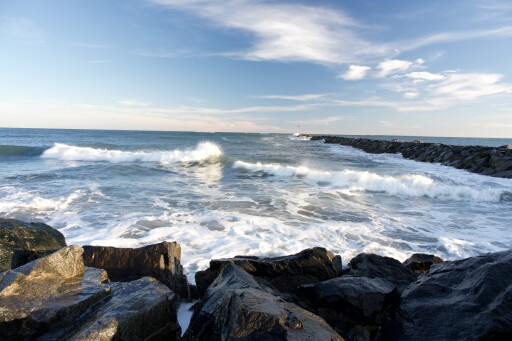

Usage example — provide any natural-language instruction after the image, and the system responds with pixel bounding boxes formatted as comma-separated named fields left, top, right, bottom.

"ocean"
left=1, top=128, right=511, bottom=280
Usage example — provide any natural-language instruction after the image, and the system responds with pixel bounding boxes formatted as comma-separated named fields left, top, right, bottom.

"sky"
left=1, top=0, right=512, bottom=137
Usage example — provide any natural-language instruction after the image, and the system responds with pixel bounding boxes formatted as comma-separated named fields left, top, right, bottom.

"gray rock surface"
left=0, top=218, right=66, bottom=271
left=382, top=250, right=512, bottom=341
left=299, top=276, right=399, bottom=341
left=348, top=253, right=417, bottom=293
left=66, top=277, right=180, bottom=341
left=83, top=242, right=190, bottom=299
left=195, top=247, right=342, bottom=297
left=185, top=264, right=343, bottom=340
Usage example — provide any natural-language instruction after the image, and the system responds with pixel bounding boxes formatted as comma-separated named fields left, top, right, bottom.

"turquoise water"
left=1, top=128, right=511, bottom=279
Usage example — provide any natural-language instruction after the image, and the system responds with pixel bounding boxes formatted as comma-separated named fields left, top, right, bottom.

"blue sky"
left=1, top=0, right=512, bottom=137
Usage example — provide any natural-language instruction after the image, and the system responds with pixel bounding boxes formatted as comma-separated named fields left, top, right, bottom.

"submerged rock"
left=0, top=218, right=66, bottom=271
left=185, top=264, right=343, bottom=340
left=299, top=277, right=399, bottom=341
left=83, top=242, right=190, bottom=299
left=348, top=253, right=417, bottom=293
left=383, top=250, right=512, bottom=341
left=402, top=253, right=443, bottom=274
left=195, top=247, right=342, bottom=297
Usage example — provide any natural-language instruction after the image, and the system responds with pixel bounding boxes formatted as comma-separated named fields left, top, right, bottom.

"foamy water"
left=1, top=128, right=511, bottom=281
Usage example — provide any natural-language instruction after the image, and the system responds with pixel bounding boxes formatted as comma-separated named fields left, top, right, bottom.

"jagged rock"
left=185, top=264, right=344, bottom=340
left=348, top=253, right=417, bottom=293
left=1, top=246, right=181, bottom=340
left=83, top=242, right=190, bottom=299
left=0, top=218, right=66, bottom=271
left=195, top=247, right=343, bottom=297
left=65, top=277, right=180, bottom=341
left=299, top=277, right=399, bottom=341
left=402, top=253, right=443, bottom=274
left=382, top=250, right=512, bottom=341
left=0, top=246, right=110, bottom=339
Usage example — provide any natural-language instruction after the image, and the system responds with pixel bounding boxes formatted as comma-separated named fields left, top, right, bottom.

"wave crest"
left=233, top=161, right=505, bottom=202
left=41, top=142, right=223, bottom=164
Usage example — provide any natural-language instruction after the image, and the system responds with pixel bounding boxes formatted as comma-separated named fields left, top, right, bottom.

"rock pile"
left=1, top=219, right=511, bottom=340
left=309, top=135, right=512, bottom=178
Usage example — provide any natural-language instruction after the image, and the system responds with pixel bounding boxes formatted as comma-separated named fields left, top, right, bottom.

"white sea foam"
left=233, top=160, right=506, bottom=202
left=41, top=142, right=223, bottom=164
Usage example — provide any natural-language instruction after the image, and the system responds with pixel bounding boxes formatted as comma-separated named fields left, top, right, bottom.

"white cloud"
left=340, top=65, right=371, bottom=80
left=406, top=71, right=445, bottom=81
left=0, top=17, right=46, bottom=45
left=259, top=94, right=326, bottom=101
left=404, top=92, right=419, bottom=99
left=377, top=59, right=413, bottom=77
left=432, top=73, right=511, bottom=100
left=401, top=26, right=512, bottom=51
left=148, top=0, right=391, bottom=64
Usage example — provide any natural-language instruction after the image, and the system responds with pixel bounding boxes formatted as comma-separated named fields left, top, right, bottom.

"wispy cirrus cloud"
left=258, top=94, right=326, bottom=101
left=148, top=0, right=392, bottom=65
left=0, top=17, right=47, bottom=45
left=293, top=116, right=344, bottom=125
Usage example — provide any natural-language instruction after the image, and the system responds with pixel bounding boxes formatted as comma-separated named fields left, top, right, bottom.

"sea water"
left=1, top=128, right=511, bottom=280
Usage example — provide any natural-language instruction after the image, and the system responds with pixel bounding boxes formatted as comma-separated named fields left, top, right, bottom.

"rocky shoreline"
left=1, top=218, right=511, bottom=340
left=308, top=135, right=512, bottom=178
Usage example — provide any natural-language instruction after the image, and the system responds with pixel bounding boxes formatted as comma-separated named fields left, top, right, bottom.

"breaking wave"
left=41, top=142, right=223, bottom=164
left=233, top=161, right=506, bottom=202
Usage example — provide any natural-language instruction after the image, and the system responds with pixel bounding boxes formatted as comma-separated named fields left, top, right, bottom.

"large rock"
left=195, top=247, right=342, bottom=297
left=402, top=253, right=443, bottom=274
left=0, top=245, right=181, bottom=340
left=299, top=277, right=399, bottom=341
left=83, top=242, right=190, bottom=299
left=0, top=246, right=110, bottom=339
left=348, top=253, right=417, bottom=292
left=65, top=277, right=180, bottom=341
left=382, top=250, right=512, bottom=341
left=0, top=218, right=66, bottom=271
left=184, top=264, right=344, bottom=340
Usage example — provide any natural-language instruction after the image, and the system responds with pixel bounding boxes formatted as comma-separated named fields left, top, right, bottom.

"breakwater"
left=310, top=135, right=512, bottom=178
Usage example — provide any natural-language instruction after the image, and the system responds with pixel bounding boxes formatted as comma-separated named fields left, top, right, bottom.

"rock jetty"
left=1, top=219, right=511, bottom=340
left=308, top=135, right=512, bottom=178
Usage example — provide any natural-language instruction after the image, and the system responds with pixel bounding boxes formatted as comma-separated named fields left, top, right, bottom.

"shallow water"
left=1, top=128, right=511, bottom=281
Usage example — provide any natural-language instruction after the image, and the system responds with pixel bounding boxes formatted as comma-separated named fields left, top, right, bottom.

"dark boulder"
left=195, top=247, right=342, bottom=297
left=0, top=245, right=181, bottom=340
left=184, top=264, right=343, bottom=340
left=348, top=253, right=417, bottom=292
left=402, top=253, right=443, bottom=274
left=0, top=218, right=66, bottom=271
left=83, top=242, right=190, bottom=299
left=382, top=250, right=512, bottom=341
left=0, top=246, right=110, bottom=339
left=64, top=277, right=180, bottom=341
left=299, top=277, right=399, bottom=341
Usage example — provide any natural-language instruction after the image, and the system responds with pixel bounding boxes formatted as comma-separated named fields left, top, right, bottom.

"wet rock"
left=382, top=250, right=512, bottom=341
left=0, top=218, right=66, bottom=271
left=348, top=253, right=417, bottom=293
left=299, top=276, right=399, bottom=341
left=185, top=264, right=343, bottom=340
left=402, top=253, right=443, bottom=274
left=195, top=247, right=342, bottom=297
left=0, top=246, right=110, bottom=339
left=65, top=277, right=180, bottom=341
left=83, top=242, right=190, bottom=299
